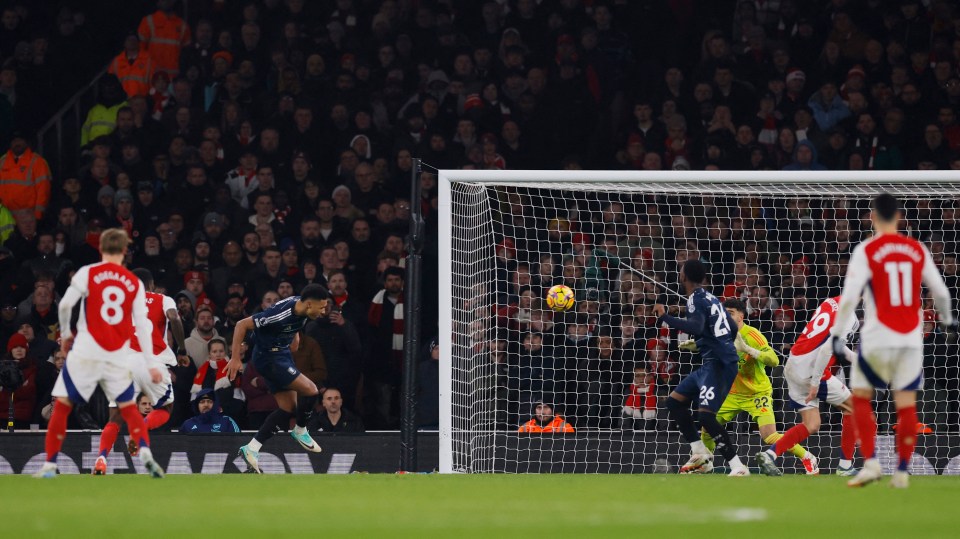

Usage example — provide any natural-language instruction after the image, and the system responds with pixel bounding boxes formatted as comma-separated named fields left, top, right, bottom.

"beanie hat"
left=7, top=333, right=28, bottom=353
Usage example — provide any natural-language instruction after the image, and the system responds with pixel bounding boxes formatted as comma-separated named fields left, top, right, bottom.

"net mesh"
left=446, top=178, right=960, bottom=474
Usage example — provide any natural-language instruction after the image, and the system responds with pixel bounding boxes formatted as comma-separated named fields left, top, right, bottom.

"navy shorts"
left=252, top=349, right=301, bottom=393
left=673, top=358, right=739, bottom=413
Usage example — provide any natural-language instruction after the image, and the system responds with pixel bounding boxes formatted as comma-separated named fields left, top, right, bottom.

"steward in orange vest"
left=109, top=34, right=156, bottom=97
left=0, top=133, right=51, bottom=220
left=137, top=2, right=191, bottom=77
left=518, top=403, right=575, bottom=433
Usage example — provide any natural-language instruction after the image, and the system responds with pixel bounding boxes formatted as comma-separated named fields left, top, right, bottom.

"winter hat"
left=7, top=333, right=27, bottom=353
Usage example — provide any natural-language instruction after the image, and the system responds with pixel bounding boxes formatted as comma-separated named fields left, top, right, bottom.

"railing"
left=36, top=66, right=108, bottom=181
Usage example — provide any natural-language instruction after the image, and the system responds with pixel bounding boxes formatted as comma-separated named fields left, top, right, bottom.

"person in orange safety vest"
left=137, top=0, right=191, bottom=78
left=0, top=131, right=51, bottom=220
left=109, top=33, right=156, bottom=97
left=518, top=402, right=575, bottom=433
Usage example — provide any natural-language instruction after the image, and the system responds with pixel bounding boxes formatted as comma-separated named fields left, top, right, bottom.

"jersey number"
left=699, top=386, right=715, bottom=402
left=710, top=304, right=731, bottom=337
left=100, top=286, right=126, bottom=325
left=804, top=310, right=831, bottom=339
left=884, top=261, right=913, bottom=307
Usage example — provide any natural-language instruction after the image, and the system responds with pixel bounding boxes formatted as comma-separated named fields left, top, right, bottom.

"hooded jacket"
left=178, top=388, right=240, bottom=434
left=783, top=139, right=827, bottom=171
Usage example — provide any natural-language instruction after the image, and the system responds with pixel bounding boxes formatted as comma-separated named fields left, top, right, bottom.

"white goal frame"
left=437, top=169, right=960, bottom=474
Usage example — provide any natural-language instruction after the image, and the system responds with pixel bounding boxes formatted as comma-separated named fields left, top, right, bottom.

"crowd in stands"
left=1, top=0, right=960, bottom=433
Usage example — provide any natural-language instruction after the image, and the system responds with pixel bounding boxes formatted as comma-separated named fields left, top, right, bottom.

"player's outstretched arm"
left=225, top=316, right=254, bottom=381
left=656, top=307, right=705, bottom=336
left=736, top=332, right=778, bottom=366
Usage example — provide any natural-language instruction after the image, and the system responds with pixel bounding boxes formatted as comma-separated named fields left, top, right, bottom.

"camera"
left=0, top=360, right=23, bottom=392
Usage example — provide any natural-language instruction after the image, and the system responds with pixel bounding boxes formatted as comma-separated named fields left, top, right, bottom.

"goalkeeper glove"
left=678, top=339, right=699, bottom=352
left=831, top=336, right=846, bottom=360
left=734, top=333, right=762, bottom=358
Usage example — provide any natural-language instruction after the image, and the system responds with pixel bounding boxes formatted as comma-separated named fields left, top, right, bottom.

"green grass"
left=1, top=474, right=958, bottom=538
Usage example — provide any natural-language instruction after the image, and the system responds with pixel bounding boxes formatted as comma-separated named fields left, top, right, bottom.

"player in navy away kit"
left=225, top=284, right=331, bottom=473
left=653, top=259, right=750, bottom=476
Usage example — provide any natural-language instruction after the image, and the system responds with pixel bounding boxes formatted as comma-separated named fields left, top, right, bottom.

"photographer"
left=0, top=333, right=37, bottom=429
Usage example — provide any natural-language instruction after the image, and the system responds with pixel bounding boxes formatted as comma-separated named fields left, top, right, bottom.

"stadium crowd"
left=0, top=0, right=959, bottom=433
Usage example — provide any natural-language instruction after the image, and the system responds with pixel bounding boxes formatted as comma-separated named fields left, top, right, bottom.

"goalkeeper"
left=682, top=299, right=818, bottom=474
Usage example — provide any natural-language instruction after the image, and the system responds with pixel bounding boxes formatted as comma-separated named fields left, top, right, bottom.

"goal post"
left=438, top=170, right=960, bottom=474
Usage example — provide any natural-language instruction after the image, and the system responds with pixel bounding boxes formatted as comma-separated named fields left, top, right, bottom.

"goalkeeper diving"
left=680, top=299, right=818, bottom=474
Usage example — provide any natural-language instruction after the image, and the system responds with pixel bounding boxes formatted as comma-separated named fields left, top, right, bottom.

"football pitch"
left=2, top=474, right=958, bottom=538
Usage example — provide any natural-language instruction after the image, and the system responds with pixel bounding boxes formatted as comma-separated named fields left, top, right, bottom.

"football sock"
left=896, top=405, right=918, bottom=472
left=99, top=422, right=121, bottom=457
left=840, top=413, right=857, bottom=460
left=665, top=397, right=698, bottom=444
left=700, top=430, right=716, bottom=454
left=852, top=396, right=877, bottom=460
left=838, top=459, right=853, bottom=469
left=728, top=456, right=744, bottom=469
left=764, top=431, right=808, bottom=459
left=772, top=425, right=810, bottom=457
left=247, top=439, right=262, bottom=452
left=45, top=400, right=72, bottom=463
left=296, top=394, right=319, bottom=428
left=699, top=411, right=737, bottom=463
left=145, top=409, right=170, bottom=430
left=254, top=409, right=294, bottom=444
left=120, top=405, right=149, bottom=448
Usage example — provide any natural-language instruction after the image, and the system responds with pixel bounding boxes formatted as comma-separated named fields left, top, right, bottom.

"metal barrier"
left=36, top=66, right=108, bottom=181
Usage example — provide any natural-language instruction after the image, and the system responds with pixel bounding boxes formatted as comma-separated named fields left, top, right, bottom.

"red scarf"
left=191, top=358, right=231, bottom=397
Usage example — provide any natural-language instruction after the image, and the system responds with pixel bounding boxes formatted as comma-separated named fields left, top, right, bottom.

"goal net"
left=438, top=170, right=960, bottom=474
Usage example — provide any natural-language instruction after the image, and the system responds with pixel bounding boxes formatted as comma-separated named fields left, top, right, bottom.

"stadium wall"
left=0, top=433, right=439, bottom=474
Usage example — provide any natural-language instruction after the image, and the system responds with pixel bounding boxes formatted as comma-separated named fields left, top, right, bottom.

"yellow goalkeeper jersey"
left=728, top=324, right=779, bottom=396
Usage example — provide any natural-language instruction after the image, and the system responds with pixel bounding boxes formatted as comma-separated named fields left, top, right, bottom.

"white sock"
left=728, top=456, right=744, bottom=469
left=293, top=425, right=307, bottom=435
left=248, top=439, right=262, bottom=452
left=838, top=458, right=852, bottom=469
left=764, top=448, right=777, bottom=459
left=690, top=440, right=708, bottom=455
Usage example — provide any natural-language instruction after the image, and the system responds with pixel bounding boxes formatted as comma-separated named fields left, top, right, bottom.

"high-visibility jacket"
left=109, top=51, right=156, bottom=97
left=518, top=416, right=575, bottom=433
left=137, top=10, right=191, bottom=77
left=0, top=202, right=14, bottom=243
left=0, top=148, right=51, bottom=219
left=80, top=101, right=126, bottom=146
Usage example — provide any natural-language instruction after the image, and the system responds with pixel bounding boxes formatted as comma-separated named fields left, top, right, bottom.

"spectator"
left=184, top=305, right=221, bottom=368
left=621, top=364, right=657, bottom=430
left=518, top=402, right=575, bottom=433
left=0, top=131, right=51, bottom=219
left=308, top=387, right=365, bottom=433
left=366, top=265, right=404, bottom=424
left=178, top=389, right=240, bottom=434
left=0, top=333, right=37, bottom=428
left=137, top=0, right=191, bottom=78
left=108, top=33, right=155, bottom=98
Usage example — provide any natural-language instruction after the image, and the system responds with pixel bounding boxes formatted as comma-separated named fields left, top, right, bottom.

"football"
left=545, top=284, right=575, bottom=312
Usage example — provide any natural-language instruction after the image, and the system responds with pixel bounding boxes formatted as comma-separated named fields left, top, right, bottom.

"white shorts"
left=53, top=356, right=136, bottom=405
left=785, top=357, right=852, bottom=411
left=109, top=353, right=175, bottom=408
left=851, top=347, right=923, bottom=391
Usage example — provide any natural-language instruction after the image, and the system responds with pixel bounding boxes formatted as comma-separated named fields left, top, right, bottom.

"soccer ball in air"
left=545, top=284, right=575, bottom=312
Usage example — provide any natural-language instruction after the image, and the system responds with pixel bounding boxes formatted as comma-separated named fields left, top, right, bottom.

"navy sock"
left=699, top=411, right=737, bottom=462
left=296, top=394, right=319, bottom=428
left=666, top=397, right=699, bottom=443
left=254, top=409, right=293, bottom=444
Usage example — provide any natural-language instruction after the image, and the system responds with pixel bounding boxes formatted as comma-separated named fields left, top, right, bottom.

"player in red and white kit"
left=831, top=194, right=955, bottom=488
left=35, top=229, right=165, bottom=479
left=755, top=296, right=859, bottom=476
left=93, top=268, right=187, bottom=475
